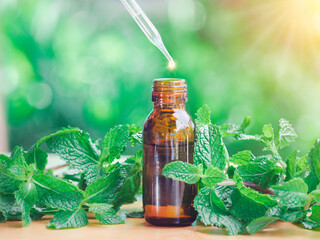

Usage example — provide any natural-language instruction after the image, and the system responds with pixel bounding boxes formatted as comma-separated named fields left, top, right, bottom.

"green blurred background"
left=1, top=0, right=320, bottom=156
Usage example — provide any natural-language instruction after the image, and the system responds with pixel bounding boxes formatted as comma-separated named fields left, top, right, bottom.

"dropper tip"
left=168, top=60, right=176, bottom=70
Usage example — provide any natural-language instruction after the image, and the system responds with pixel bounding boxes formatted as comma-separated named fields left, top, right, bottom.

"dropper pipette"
left=120, top=0, right=176, bottom=69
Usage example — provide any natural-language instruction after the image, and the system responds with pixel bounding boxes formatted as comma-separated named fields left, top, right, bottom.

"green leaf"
left=88, top=203, right=123, bottom=225
left=302, top=205, right=320, bottom=229
left=305, top=139, right=320, bottom=192
left=201, top=166, right=226, bottom=187
left=286, top=151, right=297, bottom=181
left=25, top=146, right=48, bottom=171
left=194, top=124, right=228, bottom=170
left=236, top=161, right=283, bottom=189
left=112, top=155, right=142, bottom=208
left=99, top=125, right=129, bottom=164
left=233, top=173, right=277, bottom=208
left=231, top=188, right=269, bottom=221
left=163, top=161, right=202, bottom=184
left=46, top=128, right=100, bottom=171
left=33, top=173, right=84, bottom=210
left=220, top=116, right=251, bottom=138
left=311, top=190, right=320, bottom=203
left=194, top=187, right=244, bottom=236
left=262, top=124, right=274, bottom=139
left=247, top=217, right=278, bottom=234
left=128, top=124, right=142, bottom=146
left=214, top=185, right=235, bottom=209
left=271, top=178, right=309, bottom=208
left=14, top=182, right=38, bottom=227
left=229, top=150, right=254, bottom=165
left=0, top=163, right=22, bottom=193
left=84, top=165, right=107, bottom=185
left=84, top=166, right=125, bottom=204
left=279, top=209, right=306, bottom=222
left=8, top=147, right=32, bottom=180
left=47, top=207, right=88, bottom=229
left=0, top=193, right=21, bottom=219
left=0, top=154, right=10, bottom=167
left=195, top=104, right=211, bottom=128
left=276, top=118, right=297, bottom=149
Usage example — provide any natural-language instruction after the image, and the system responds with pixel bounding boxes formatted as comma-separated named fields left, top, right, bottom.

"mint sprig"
left=163, top=104, right=320, bottom=235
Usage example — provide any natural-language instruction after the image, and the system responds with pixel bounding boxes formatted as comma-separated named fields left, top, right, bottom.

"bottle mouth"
left=152, top=78, right=187, bottom=103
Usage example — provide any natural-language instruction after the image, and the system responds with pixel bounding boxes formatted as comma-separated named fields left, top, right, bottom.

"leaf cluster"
left=0, top=125, right=143, bottom=229
left=163, top=104, right=320, bottom=235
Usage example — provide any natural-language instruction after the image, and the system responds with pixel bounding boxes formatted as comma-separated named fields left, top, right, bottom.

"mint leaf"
left=262, top=124, right=274, bottom=139
left=233, top=173, right=277, bottom=208
left=88, top=203, right=123, bottom=225
left=112, top=154, right=142, bottom=207
left=229, top=150, right=255, bottom=165
left=47, top=207, right=88, bottom=229
left=220, top=116, right=251, bottom=138
left=0, top=163, right=22, bottom=193
left=33, top=173, right=84, bottom=210
left=25, top=146, right=47, bottom=171
left=84, top=165, right=107, bottom=185
left=84, top=166, right=125, bottom=204
left=99, top=125, right=129, bottom=164
left=304, top=139, right=320, bottom=192
left=276, top=118, right=297, bottom=149
left=236, top=161, right=283, bottom=189
left=302, top=205, right=320, bottom=229
left=231, top=188, right=269, bottom=221
left=46, top=128, right=100, bottom=171
left=271, top=178, right=309, bottom=208
left=279, top=209, right=306, bottom=222
left=311, top=189, right=320, bottom=203
left=201, top=166, right=226, bottom=187
left=128, top=124, right=142, bottom=146
left=195, top=104, right=211, bottom=128
left=194, top=124, right=227, bottom=170
left=8, top=147, right=33, bottom=180
left=0, top=154, right=10, bottom=167
left=194, top=187, right=244, bottom=236
left=247, top=217, right=278, bottom=234
left=163, top=161, right=202, bottom=184
left=14, top=182, right=38, bottom=227
left=0, top=193, right=21, bottom=219
left=286, top=151, right=297, bottom=181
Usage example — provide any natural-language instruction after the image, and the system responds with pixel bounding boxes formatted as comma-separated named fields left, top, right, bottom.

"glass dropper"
left=120, top=0, right=176, bottom=69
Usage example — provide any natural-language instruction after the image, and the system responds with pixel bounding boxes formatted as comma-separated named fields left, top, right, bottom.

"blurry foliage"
left=0, top=0, right=320, bottom=155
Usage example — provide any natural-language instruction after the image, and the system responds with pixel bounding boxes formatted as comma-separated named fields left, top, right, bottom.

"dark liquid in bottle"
left=143, top=142, right=197, bottom=226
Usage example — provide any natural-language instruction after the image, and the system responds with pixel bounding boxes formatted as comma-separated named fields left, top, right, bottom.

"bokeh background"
left=1, top=0, right=320, bottom=156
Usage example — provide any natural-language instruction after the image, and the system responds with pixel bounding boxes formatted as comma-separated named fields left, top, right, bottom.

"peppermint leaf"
left=229, top=150, right=255, bottom=165
left=271, top=178, right=309, bottom=208
left=194, top=124, right=228, bottom=170
left=236, top=161, right=283, bottom=189
left=47, top=207, right=88, bottom=229
left=84, top=166, right=125, bottom=204
left=99, top=125, right=129, bottom=164
left=88, top=203, right=123, bottom=225
left=0, top=162, right=22, bottom=193
left=247, top=217, right=278, bottom=234
left=262, top=124, right=274, bottom=139
left=162, top=161, right=202, bottom=184
left=8, top=147, right=32, bottom=180
left=46, top=128, right=100, bottom=171
left=195, top=104, right=211, bottom=128
left=14, top=182, right=38, bottom=227
left=201, top=166, right=226, bottom=187
left=233, top=173, right=277, bottom=208
left=304, top=139, right=320, bottom=192
left=194, top=187, right=244, bottom=236
left=33, top=173, right=84, bottom=210
left=276, top=118, right=297, bottom=149
left=25, top=146, right=48, bottom=171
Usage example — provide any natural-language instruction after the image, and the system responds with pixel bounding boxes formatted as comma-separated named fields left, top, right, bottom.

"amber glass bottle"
left=143, top=78, right=197, bottom=226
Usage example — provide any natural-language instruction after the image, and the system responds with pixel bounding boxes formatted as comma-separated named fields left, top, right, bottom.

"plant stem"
left=243, top=182, right=275, bottom=195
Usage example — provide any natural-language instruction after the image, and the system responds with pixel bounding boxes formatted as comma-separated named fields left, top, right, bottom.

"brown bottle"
left=143, top=78, right=197, bottom=226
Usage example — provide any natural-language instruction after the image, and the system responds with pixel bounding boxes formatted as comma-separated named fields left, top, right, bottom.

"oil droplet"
left=168, top=60, right=176, bottom=70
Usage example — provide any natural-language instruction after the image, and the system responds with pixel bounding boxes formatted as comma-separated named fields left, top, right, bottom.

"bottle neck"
left=154, top=102, right=186, bottom=109
left=152, top=78, right=188, bottom=110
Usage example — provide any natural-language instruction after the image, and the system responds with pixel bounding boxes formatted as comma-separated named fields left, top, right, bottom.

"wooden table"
left=1, top=214, right=319, bottom=240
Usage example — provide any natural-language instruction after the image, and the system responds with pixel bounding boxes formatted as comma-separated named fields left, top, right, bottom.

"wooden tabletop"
left=1, top=214, right=319, bottom=240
